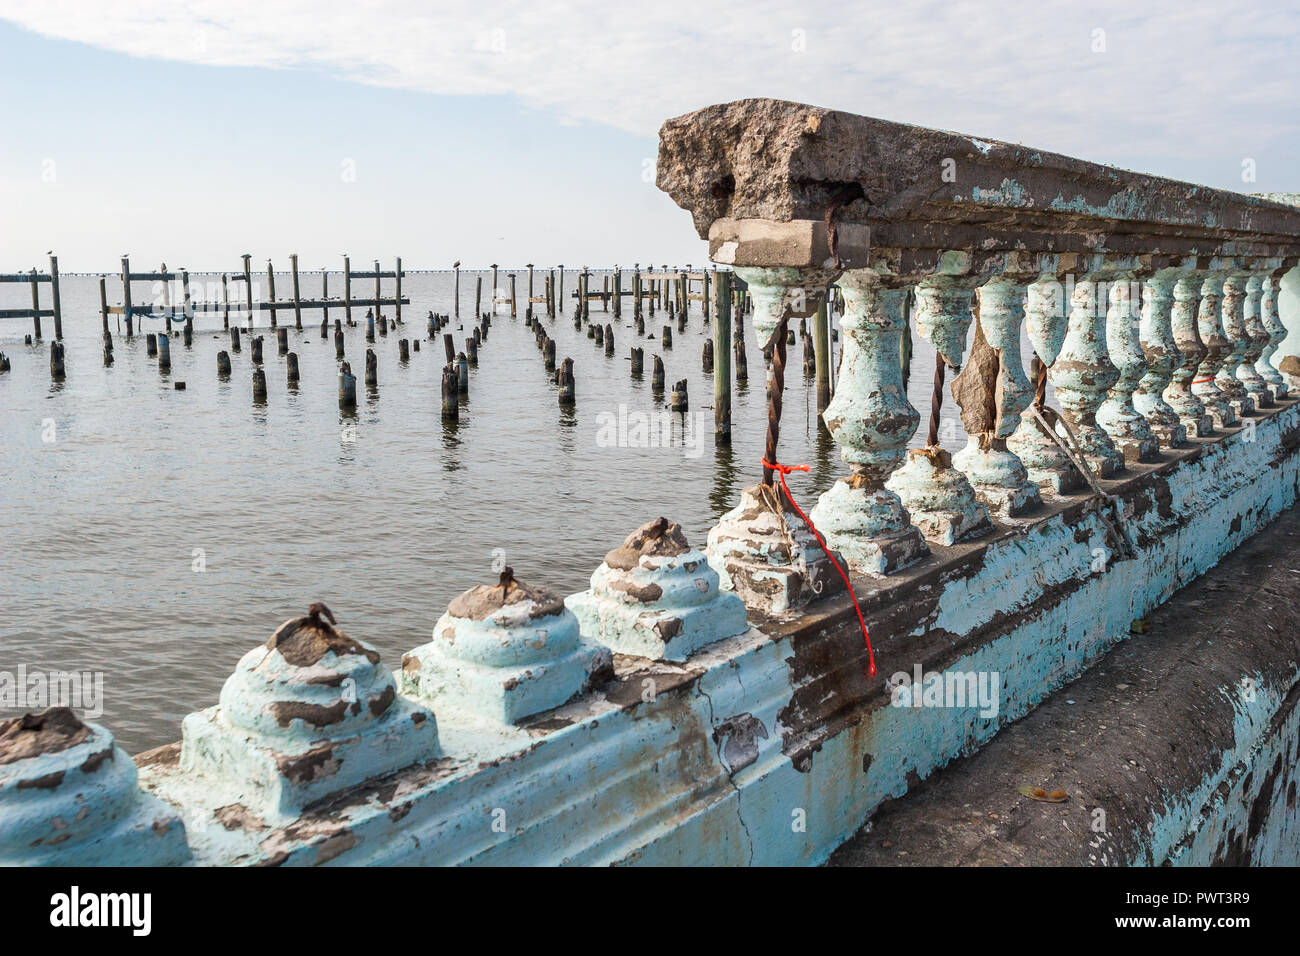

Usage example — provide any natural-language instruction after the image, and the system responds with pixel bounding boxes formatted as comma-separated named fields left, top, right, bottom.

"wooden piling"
left=253, top=366, right=267, bottom=402
left=662, top=325, right=672, bottom=349
left=630, top=346, right=643, bottom=375
left=399, top=339, right=410, bottom=362
left=231, top=326, right=241, bottom=353
left=457, top=353, right=469, bottom=395
left=251, top=336, right=263, bottom=365
left=394, top=257, right=403, bottom=325
left=99, top=277, right=109, bottom=336
left=605, top=324, right=614, bottom=356
left=652, top=354, right=665, bottom=393
left=241, top=254, right=253, bottom=327
left=222, top=273, right=231, bottom=329
left=558, top=357, right=575, bottom=406
left=714, top=271, right=732, bottom=444
left=277, top=326, right=289, bottom=354
left=373, top=259, right=381, bottom=328
left=443, top=333, right=456, bottom=364
left=290, top=253, right=302, bottom=329
left=814, top=297, right=831, bottom=411
left=558, top=265, right=564, bottom=313
left=702, top=338, right=714, bottom=372
left=121, top=257, right=134, bottom=337
left=49, top=341, right=65, bottom=379
left=475, top=276, right=482, bottom=317
left=49, top=255, right=62, bottom=340
left=454, top=263, right=460, bottom=316
left=29, top=269, right=41, bottom=340
left=441, top=364, right=459, bottom=419
left=287, top=352, right=299, bottom=385
left=671, top=378, right=688, bottom=412
left=147, top=333, right=157, bottom=357
left=217, top=350, right=231, bottom=376
left=157, top=333, right=171, bottom=371
left=183, top=317, right=193, bottom=348
left=266, top=261, right=278, bottom=328
left=343, top=256, right=353, bottom=325
left=544, top=337, right=556, bottom=371
left=365, top=348, right=377, bottom=388
left=339, top=362, right=357, bottom=409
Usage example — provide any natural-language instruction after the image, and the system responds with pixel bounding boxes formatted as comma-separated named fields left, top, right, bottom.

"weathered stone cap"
left=0, top=707, right=89, bottom=765
left=448, top=570, right=566, bottom=622
left=603, top=517, right=690, bottom=571
left=657, top=98, right=1300, bottom=259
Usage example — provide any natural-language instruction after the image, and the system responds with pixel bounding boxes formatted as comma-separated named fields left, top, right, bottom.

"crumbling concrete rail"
left=828, top=503, right=1300, bottom=866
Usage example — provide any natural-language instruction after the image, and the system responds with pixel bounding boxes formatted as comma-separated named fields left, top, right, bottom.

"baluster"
left=1216, top=269, right=1257, bottom=417
left=1008, top=269, right=1085, bottom=494
left=886, top=274, right=992, bottom=544
left=1239, top=270, right=1274, bottom=408
left=1192, top=270, right=1239, bottom=428
left=1258, top=272, right=1290, bottom=400
left=809, top=267, right=929, bottom=574
left=707, top=266, right=849, bottom=611
left=951, top=271, right=1042, bottom=515
left=1097, top=272, right=1160, bottom=461
left=1163, top=273, right=1214, bottom=438
left=1133, top=270, right=1187, bottom=447
left=1050, top=275, right=1124, bottom=477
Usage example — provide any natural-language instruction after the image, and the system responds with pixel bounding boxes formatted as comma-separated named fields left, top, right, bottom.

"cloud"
left=2, top=0, right=1298, bottom=166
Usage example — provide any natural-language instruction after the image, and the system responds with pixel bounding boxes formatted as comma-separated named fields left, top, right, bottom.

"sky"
left=1, top=0, right=1298, bottom=271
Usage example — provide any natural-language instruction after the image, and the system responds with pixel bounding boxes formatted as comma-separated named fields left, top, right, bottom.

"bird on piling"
left=498, top=567, right=515, bottom=603
left=306, top=602, right=336, bottom=628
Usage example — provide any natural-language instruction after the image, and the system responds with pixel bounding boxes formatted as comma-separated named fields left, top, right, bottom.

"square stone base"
left=1117, top=435, right=1161, bottom=464
left=908, top=507, right=992, bottom=547
left=972, top=481, right=1042, bottom=518
left=1148, top=422, right=1187, bottom=448
left=1026, top=463, right=1085, bottom=496
left=1180, top=413, right=1215, bottom=439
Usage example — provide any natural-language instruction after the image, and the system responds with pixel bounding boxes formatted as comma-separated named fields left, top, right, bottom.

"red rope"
left=762, top=458, right=876, bottom=676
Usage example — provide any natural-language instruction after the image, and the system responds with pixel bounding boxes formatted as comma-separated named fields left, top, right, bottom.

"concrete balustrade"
left=13, top=100, right=1300, bottom=867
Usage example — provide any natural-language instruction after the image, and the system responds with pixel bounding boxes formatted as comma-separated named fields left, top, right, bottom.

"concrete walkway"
left=829, top=503, right=1300, bottom=866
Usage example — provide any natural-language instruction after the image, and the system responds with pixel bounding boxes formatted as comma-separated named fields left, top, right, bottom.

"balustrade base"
left=1227, top=396, right=1256, bottom=419
left=1008, top=420, right=1085, bottom=495
left=952, top=443, right=1043, bottom=517
left=706, top=484, right=846, bottom=616
left=1247, top=387, right=1276, bottom=410
left=885, top=447, right=992, bottom=547
left=1148, top=422, right=1187, bottom=448
left=1178, top=413, right=1215, bottom=439
left=1114, top=434, right=1161, bottom=464
left=808, top=478, right=929, bottom=575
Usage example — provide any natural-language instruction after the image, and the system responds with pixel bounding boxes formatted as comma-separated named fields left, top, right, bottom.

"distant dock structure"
left=0, top=254, right=63, bottom=340
left=98, top=254, right=409, bottom=332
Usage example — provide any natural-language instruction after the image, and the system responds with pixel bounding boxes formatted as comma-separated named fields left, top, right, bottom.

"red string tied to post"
left=761, top=458, right=876, bottom=676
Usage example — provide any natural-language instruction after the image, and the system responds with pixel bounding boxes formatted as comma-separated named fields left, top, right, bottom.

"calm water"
left=0, top=269, right=960, bottom=753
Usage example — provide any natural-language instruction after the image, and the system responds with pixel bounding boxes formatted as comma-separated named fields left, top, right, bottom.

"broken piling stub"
left=179, top=605, right=439, bottom=818
left=401, top=572, right=612, bottom=724
left=0, top=707, right=190, bottom=865
left=566, top=518, right=748, bottom=661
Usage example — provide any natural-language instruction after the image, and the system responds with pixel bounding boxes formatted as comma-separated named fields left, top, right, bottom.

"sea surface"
left=1, top=268, right=973, bottom=753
